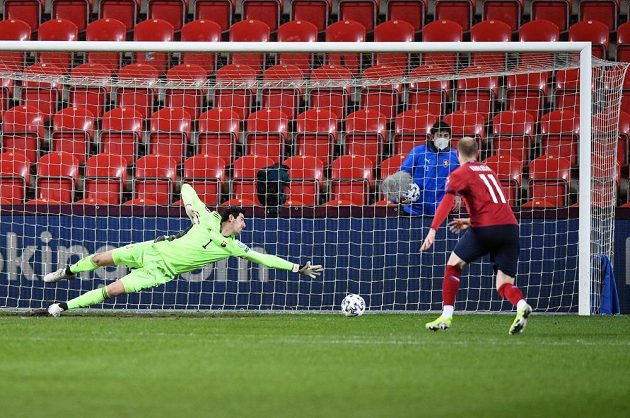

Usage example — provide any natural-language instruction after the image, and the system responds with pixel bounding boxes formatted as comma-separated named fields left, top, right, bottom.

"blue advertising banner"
left=0, top=214, right=600, bottom=312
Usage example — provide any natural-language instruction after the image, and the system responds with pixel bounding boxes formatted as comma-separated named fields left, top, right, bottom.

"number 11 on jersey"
left=479, top=173, right=507, bottom=204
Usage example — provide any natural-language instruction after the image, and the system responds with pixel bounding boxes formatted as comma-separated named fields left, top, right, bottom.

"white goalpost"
left=0, top=40, right=626, bottom=315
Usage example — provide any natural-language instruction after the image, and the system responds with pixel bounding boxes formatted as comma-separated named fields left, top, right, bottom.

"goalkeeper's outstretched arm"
left=241, top=250, right=323, bottom=279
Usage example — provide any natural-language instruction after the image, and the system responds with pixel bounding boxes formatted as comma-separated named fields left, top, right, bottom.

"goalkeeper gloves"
left=294, top=261, right=323, bottom=279
left=185, top=204, right=200, bottom=224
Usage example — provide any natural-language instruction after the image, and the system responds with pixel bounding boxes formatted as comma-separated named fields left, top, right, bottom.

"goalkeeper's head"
left=221, top=206, right=246, bottom=236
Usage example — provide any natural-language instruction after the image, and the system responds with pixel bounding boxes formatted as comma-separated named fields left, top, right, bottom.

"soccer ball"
left=405, top=183, right=420, bottom=203
left=341, top=294, right=366, bottom=317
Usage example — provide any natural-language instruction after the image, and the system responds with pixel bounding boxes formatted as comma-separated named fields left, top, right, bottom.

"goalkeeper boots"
left=425, top=315, right=452, bottom=331
left=44, top=267, right=76, bottom=283
left=509, top=304, right=533, bottom=335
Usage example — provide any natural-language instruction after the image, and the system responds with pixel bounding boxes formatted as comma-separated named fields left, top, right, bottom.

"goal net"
left=0, top=40, right=626, bottom=315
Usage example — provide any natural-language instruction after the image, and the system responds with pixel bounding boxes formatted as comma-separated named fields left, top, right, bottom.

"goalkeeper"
left=40, top=184, right=323, bottom=317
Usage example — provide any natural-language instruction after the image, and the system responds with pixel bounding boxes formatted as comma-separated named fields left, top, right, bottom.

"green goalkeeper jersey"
left=152, top=184, right=297, bottom=276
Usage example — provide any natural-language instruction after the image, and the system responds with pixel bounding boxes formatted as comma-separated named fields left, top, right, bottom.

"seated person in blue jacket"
left=395, top=121, right=460, bottom=216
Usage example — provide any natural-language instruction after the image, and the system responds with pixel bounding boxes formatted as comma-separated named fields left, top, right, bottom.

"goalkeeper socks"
left=69, top=255, right=98, bottom=274
left=442, top=265, right=462, bottom=306
left=67, top=287, right=110, bottom=309
left=498, top=283, right=524, bottom=307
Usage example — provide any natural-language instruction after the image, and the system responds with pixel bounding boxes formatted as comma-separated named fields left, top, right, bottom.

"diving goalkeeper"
left=39, top=184, right=323, bottom=317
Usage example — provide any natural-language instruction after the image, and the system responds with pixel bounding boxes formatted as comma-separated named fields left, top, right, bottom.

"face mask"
left=434, top=138, right=449, bottom=151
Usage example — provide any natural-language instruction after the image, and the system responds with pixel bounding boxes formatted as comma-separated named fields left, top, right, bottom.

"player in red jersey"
left=421, top=137, right=532, bottom=335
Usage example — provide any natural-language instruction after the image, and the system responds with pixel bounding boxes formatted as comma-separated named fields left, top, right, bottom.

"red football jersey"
left=446, top=162, right=517, bottom=227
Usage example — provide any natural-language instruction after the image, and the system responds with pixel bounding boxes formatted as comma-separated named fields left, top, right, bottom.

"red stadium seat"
left=84, top=153, right=128, bottom=204
left=214, top=64, right=257, bottom=120
left=470, top=20, right=511, bottom=70
left=222, top=197, right=259, bottom=206
left=51, top=107, right=95, bottom=165
left=530, top=0, right=570, bottom=32
left=69, top=63, right=113, bottom=118
left=435, top=0, right=474, bottom=32
left=99, top=0, right=140, bottom=31
left=123, top=197, right=158, bottom=205
left=617, top=22, right=630, bottom=63
left=308, top=64, right=353, bottom=118
left=373, top=20, right=415, bottom=70
left=527, top=155, right=571, bottom=206
left=407, top=64, right=452, bottom=116
left=421, top=20, right=463, bottom=70
left=75, top=198, right=109, bottom=205
left=243, top=0, right=283, bottom=32
left=86, top=18, right=126, bottom=70
left=483, top=0, right=523, bottom=31
left=283, top=155, right=325, bottom=205
left=455, top=65, right=499, bottom=118
left=116, top=63, right=160, bottom=118
left=505, top=70, right=550, bottom=117
left=166, top=64, right=208, bottom=119
left=134, top=155, right=178, bottom=204
left=539, top=110, right=580, bottom=165
left=330, top=155, right=374, bottom=205
left=482, top=154, right=523, bottom=206
left=568, top=20, right=609, bottom=60
left=521, top=198, right=558, bottom=208
left=3, top=0, right=44, bottom=32
left=323, top=198, right=356, bottom=206
left=277, top=20, right=318, bottom=75
left=295, top=108, right=338, bottom=165
left=579, top=0, right=618, bottom=32
left=338, top=0, right=379, bottom=32
left=100, top=107, right=143, bottom=163
left=1, top=105, right=45, bottom=162
left=262, top=64, right=304, bottom=119
left=443, top=110, right=487, bottom=146
left=229, top=19, right=271, bottom=75
left=393, top=108, right=439, bottom=155
left=0, top=18, right=31, bottom=71
left=36, top=151, right=79, bottom=203
left=21, top=63, right=64, bottom=121
left=378, top=154, right=406, bottom=200
left=197, top=108, right=240, bottom=159
left=180, top=20, right=221, bottom=75
left=245, top=109, right=290, bottom=162
left=232, top=155, right=276, bottom=203
left=344, top=109, right=387, bottom=163
left=360, top=65, right=404, bottom=120
left=0, top=151, right=31, bottom=203
left=518, top=20, right=559, bottom=66
left=148, top=108, right=192, bottom=164
left=193, top=0, right=234, bottom=32
left=148, top=0, right=187, bottom=31
left=616, top=110, right=630, bottom=166
left=290, top=0, right=331, bottom=32
left=379, top=154, right=406, bottom=179
left=491, top=110, right=536, bottom=163
left=37, top=19, right=78, bottom=73
left=325, top=20, right=366, bottom=76
left=134, top=19, right=175, bottom=75
left=386, top=0, right=426, bottom=32
left=183, top=155, right=227, bottom=205
left=52, top=0, right=92, bottom=32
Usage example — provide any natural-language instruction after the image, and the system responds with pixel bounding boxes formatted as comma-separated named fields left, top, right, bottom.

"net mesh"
left=0, top=43, right=627, bottom=313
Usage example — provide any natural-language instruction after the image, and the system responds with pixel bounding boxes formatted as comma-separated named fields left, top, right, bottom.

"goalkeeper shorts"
left=111, top=240, right=175, bottom=293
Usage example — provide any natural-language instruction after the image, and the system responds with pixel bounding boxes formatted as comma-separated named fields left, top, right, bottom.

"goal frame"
left=0, top=40, right=597, bottom=315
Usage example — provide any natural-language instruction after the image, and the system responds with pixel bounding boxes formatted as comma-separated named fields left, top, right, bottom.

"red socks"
left=442, top=265, right=462, bottom=306
left=498, top=283, right=524, bottom=306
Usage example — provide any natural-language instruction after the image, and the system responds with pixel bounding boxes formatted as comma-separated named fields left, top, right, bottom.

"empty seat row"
left=0, top=149, right=584, bottom=207
left=3, top=0, right=625, bottom=35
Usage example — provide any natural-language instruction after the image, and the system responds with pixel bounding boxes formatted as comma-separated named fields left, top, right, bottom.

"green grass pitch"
left=1, top=312, right=629, bottom=418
